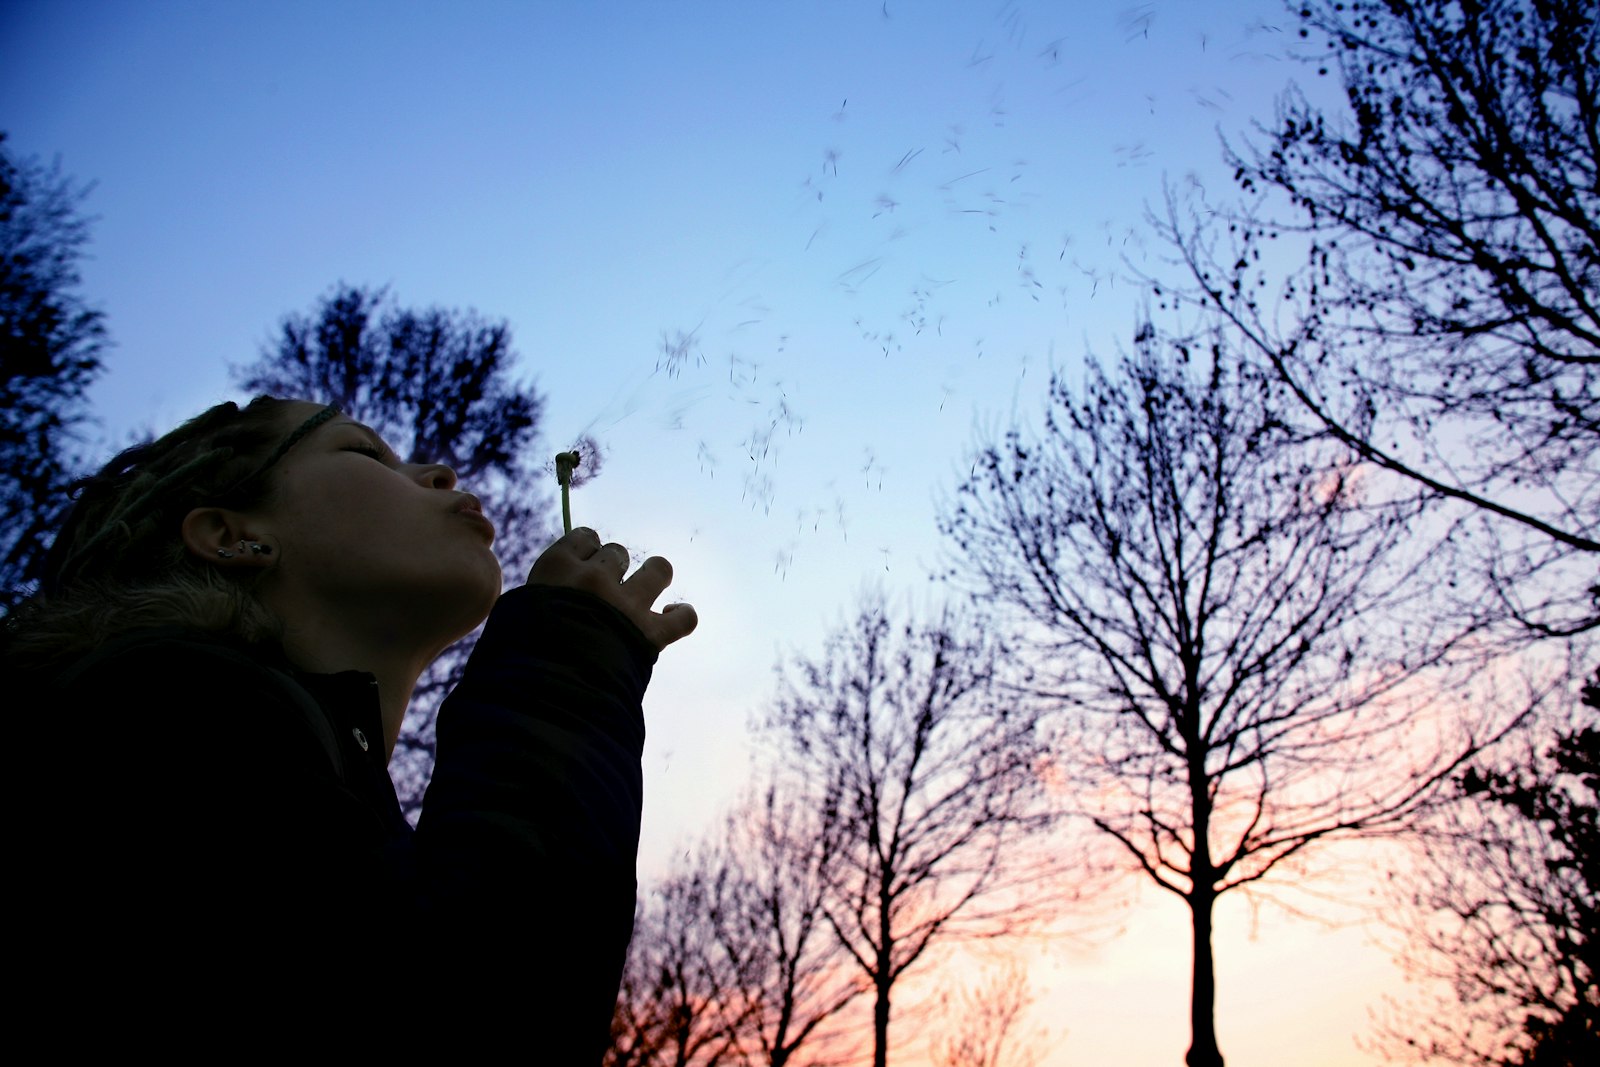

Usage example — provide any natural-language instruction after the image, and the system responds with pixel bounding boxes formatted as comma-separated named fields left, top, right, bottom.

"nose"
left=414, top=463, right=457, bottom=490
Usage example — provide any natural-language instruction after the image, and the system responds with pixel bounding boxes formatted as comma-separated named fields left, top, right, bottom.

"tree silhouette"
left=1380, top=668, right=1597, bottom=1065
left=707, top=776, right=869, bottom=1066
left=235, top=283, right=550, bottom=809
left=930, top=958, right=1047, bottom=1067
left=942, top=320, right=1508, bottom=1067
left=0, top=135, right=107, bottom=614
left=611, top=775, right=869, bottom=1067
left=607, top=862, right=743, bottom=1067
left=762, top=597, right=1056, bottom=1067
left=1163, top=0, right=1598, bottom=635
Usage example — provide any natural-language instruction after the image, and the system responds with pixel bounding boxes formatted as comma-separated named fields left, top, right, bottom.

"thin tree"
left=608, top=863, right=743, bottom=1067
left=764, top=596, right=1056, bottom=1067
left=613, top=772, right=870, bottom=1067
left=1164, top=0, right=1598, bottom=634
left=942, top=321, right=1510, bottom=1067
left=234, top=283, right=550, bottom=808
left=0, top=135, right=108, bottom=614
left=929, top=958, right=1047, bottom=1067
left=703, top=775, right=870, bottom=1067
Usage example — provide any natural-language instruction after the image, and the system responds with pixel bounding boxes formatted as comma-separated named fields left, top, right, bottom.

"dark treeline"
left=0, top=132, right=106, bottom=617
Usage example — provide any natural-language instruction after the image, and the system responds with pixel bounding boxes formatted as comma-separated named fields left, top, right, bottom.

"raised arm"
left=415, top=527, right=694, bottom=1059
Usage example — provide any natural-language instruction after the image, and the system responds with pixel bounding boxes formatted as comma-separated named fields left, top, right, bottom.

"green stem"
left=555, top=450, right=581, bottom=535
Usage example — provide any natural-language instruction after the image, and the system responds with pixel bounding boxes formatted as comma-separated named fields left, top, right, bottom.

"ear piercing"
left=216, top=540, right=272, bottom=559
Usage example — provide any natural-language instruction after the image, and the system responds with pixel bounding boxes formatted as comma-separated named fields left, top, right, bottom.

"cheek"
left=271, top=480, right=394, bottom=561
left=297, top=468, right=401, bottom=523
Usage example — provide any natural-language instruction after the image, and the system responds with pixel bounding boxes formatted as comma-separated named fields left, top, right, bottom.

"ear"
left=181, top=507, right=278, bottom=570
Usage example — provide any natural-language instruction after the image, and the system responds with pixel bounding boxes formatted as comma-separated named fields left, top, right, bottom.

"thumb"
left=655, top=601, right=699, bottom=647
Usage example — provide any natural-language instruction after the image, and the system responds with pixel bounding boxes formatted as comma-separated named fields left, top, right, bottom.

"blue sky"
left=3, top=1, right=1396, bottom=1062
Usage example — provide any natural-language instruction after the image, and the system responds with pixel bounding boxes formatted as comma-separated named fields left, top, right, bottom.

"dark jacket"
left=8, top=584, right=655, bottom=1061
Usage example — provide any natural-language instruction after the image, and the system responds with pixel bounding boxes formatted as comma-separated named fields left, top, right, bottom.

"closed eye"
left=343, top=444, right=387, bottom=461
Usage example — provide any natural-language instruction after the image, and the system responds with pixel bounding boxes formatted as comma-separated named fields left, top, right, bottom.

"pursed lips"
left=452, top=494, right=495, bottom=540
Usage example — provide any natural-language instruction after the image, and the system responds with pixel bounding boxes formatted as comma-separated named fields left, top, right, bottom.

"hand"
left=526, top=527, right=698, bottom=651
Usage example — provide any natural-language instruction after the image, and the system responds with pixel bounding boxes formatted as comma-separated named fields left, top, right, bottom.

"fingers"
left=525, top=529, right=698, bottom=651
left=620, top=557, right=696, bottom=648
left=528, top=528, right=621, bottom=582
left=653, top=601, right=699, bottom=647
left=566, top=526, right=603, bottom=555
left=621, top=555, right=673, bottom=600
left=569, top=529, right=630, bottom=580
left=591, top=541, right=630, bottom=580
left=527, top=527, right=600, bottom=587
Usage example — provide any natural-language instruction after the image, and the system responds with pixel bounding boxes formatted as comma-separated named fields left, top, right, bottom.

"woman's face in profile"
left=251, top=401, right=503, bottom=649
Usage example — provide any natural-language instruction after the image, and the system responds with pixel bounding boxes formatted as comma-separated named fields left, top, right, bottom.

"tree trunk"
left=872, top=977, right=891, bottom=1067
left=1186, top=887, right=1224, bottom=1067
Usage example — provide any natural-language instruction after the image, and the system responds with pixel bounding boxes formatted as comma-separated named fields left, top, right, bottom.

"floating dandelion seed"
left=657, top=326, right=703, bottom=378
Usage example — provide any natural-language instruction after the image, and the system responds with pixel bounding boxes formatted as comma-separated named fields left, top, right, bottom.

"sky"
left=2, top=1, right=1421, bottom=1062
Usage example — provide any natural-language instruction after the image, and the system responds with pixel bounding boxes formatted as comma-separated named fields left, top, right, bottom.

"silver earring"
left=216, top=548, right=235, bottom=559
left=239, top=540, right=272, bottom=556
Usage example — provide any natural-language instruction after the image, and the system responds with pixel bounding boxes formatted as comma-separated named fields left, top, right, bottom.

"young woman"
left=5, top=396, right=696, bottom=1058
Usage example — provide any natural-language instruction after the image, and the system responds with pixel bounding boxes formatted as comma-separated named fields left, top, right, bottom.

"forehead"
left=273, top=400, right=338, bottom=434
left=261, top=404, right=380, bottom=473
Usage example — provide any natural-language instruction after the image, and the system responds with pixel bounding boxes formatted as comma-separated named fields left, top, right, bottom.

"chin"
left=423, top=560, right=503, bottom=651
left=465, top=560, right=504, bottom=625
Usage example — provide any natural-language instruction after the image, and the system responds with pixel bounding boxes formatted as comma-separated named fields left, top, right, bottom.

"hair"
left=3, top=396, right=335, bottom=675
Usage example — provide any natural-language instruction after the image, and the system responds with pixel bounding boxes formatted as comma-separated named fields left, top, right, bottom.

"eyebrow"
left=327, top=419, right=397, bottom=454
left=330, top=419, right=382, bottom=440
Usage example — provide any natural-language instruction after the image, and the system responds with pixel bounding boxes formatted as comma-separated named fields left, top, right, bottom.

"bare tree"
left=930, top=958, right=1047, bottom=1067
left=704, top=776, right=869, bottom=1066
left=941, top=320, right=1511, bottom=1067
left=1162, top=0, right=1598, bottom=634
left=763, top=597, right=1056, bottom=1067
left=611, top=775, right=868, bottom=1067
left=608, top=863, right=744, bottom=1067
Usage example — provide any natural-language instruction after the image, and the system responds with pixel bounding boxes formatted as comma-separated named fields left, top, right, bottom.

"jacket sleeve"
left=414, top=583, right=658, bottom=1060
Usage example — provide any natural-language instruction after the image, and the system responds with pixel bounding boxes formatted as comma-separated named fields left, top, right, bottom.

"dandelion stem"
left=555, top=451, right=581, bottom=534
